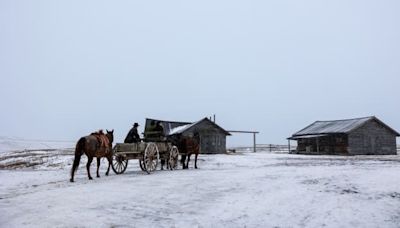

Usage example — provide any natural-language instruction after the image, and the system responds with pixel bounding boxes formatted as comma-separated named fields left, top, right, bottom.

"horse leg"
left=181, top=155, right=187, bottom=169
left=106, top=155, right=112, bottom=176
left=186, top=153, right=191, bottom=169
left=166, top=157, right=170, bottom=170
left=161, top=158, right=165, bottom=170
left=96, top=157, right=101, bottom=178
left=86, top=156, right=94, bottom=180
left=194, top=153, right=198, bottom=169
left=165, top=154, right=170, bottom=170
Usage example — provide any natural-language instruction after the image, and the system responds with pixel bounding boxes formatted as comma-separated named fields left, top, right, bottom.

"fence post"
left=253, top=132, right=256, bottom=152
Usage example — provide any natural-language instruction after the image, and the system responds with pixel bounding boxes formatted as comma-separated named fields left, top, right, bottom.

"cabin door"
left=366, top=136, right=374, bottom=155
left=201, top=134, right=214, bottom=154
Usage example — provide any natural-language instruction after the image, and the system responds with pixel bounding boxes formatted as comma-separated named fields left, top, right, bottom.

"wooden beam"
left=228, top=130, right=259, bottom=152
left=228, top=130, right=260, bottom=134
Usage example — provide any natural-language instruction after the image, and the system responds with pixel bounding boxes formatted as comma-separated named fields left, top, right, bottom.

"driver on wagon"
left=124, top=122, right=141, bottom=143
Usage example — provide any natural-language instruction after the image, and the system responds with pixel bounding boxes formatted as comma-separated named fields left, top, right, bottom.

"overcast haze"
left=1, top=0, right=399, bottom=146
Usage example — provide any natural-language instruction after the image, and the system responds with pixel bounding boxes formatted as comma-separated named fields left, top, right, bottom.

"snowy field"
left=1, top=147, right=400, bottom=228
left=0, top=136, right=73, bottom=153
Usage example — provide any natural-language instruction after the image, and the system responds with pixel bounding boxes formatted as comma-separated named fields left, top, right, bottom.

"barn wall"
left=348, top=120, right=397, bottom=155
left=296, top=134, right=348, bottom=155
left=182, top=120, right=227, bottom=154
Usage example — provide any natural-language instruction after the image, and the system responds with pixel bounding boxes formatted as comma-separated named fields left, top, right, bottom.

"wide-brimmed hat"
left=133, top=123, right=139, bottom=127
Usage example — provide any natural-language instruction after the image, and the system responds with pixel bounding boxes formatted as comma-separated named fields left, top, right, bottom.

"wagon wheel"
left=112, top=153, right=128, bottom=174
left=144, top=143, right=159, bottom=173
left=168, top=146, right=179, bottom=170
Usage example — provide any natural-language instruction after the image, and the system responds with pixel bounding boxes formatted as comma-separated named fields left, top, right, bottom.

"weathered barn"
left=288, top=116, right=399, bottom=155
left=144, top=117, right=231, bottom=154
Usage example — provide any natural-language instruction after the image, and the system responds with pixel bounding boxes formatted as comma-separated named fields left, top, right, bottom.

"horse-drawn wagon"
left=70, top=118, right=205, bottom=182
left=111, top=141, right=179, bottom=174
left=111, top=118, right=201, bottom=174
left=111, top=119, right=182, bottom=174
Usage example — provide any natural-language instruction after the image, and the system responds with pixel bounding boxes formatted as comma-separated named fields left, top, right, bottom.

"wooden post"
left=316, top=137, right=320, bottom=153
left=227, top=130, right=259, bottom=152
left=288, top=140, right=291, bottom=154
left=253, top=132, right=256, bottom=152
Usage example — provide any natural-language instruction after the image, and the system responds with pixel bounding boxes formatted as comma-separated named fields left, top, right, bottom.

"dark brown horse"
left=179, top=135, right=200, bottom=169
left=70, top=130, right=114, bottom=182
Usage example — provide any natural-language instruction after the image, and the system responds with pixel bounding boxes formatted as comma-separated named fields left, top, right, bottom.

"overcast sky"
left=1, top=0, right=399, bottom=146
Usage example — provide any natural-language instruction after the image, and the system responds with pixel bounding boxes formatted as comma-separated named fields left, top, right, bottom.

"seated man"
left=144, top=121, right=166, bottom=141
left=124, top=123, right=141, bottom=143
left=154, top=121, right=165, bottom=139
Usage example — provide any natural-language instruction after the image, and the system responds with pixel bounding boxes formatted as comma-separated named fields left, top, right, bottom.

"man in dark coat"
left=154, top=121, right=164, bottom=136
left=124, top=123, right=141, bottom=143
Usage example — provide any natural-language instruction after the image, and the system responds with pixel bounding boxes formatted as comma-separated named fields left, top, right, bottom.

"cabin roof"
left=289, top=116, right=400, bottom=139
left=167, top=118, right=231, bottom=136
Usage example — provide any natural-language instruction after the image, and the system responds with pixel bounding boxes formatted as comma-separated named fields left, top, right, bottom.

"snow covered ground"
left=1, top=148, right=400, bottom=228
left=0, top=136, right=73, bottom=153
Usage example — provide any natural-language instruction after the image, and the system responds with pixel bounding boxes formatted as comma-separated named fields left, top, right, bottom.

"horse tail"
left=71, top=137, right=85, bottom=178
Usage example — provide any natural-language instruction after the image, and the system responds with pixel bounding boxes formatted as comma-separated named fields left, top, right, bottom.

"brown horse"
left=179, top=135, right=200, bottom=169
left=70, top=129, right=114, bottom=182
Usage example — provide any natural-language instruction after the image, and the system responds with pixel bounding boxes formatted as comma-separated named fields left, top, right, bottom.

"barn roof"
left=168, top=118, right=231, bottom=136
left=168, top=122, right=197, bottom=135
left=289, top=116, right=400, bottom=139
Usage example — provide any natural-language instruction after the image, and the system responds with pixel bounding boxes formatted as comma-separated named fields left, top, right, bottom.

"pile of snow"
left=1, top=151, right=400, bottom=227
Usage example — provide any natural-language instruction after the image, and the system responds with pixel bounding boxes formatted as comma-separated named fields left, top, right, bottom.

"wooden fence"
left=232, top=145, right=400, bottom=154
left=229, top=144, right=292, bottom=153
left=256, top=144, right=292, bottom=153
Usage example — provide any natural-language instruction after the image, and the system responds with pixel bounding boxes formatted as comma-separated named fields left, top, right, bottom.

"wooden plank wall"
left=348, top=120, right=397, bottom=155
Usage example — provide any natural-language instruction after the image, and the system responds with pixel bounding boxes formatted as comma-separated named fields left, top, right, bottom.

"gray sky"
left=1, top=0, right=399, bottom=146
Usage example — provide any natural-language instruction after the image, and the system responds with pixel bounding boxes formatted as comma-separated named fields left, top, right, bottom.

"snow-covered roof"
left=167, top=123, right=195, bottom=135
left=291, top=116, right=400, bottom=137
left=167, top=118, right=231, bottom=136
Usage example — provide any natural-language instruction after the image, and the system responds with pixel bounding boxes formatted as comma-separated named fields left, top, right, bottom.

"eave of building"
left=288, top=116, right=400, bottom=140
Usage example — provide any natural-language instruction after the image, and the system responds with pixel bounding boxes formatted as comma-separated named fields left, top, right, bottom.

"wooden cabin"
left=145, top=117, right=231, bottom=154
left=288, top=116, right=399, bottom=155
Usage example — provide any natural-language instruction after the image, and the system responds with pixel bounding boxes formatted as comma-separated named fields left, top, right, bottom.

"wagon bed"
left=111, top=142, right=179, bottom=174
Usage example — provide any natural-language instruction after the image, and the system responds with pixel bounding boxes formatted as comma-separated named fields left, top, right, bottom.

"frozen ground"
left=1, top=148, right=400, bottom=228
left=0, top=136, right=73, bottom=153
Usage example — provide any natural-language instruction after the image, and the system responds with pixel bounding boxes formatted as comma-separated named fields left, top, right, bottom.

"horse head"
left=106, top=129, right=114, bottom=145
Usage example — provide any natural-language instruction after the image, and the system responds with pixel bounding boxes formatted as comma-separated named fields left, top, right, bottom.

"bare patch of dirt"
left=0, top=149, right=74, bottom=170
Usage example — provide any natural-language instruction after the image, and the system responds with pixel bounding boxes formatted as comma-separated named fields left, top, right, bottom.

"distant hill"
left=0, top=136, right=74, bottom=153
